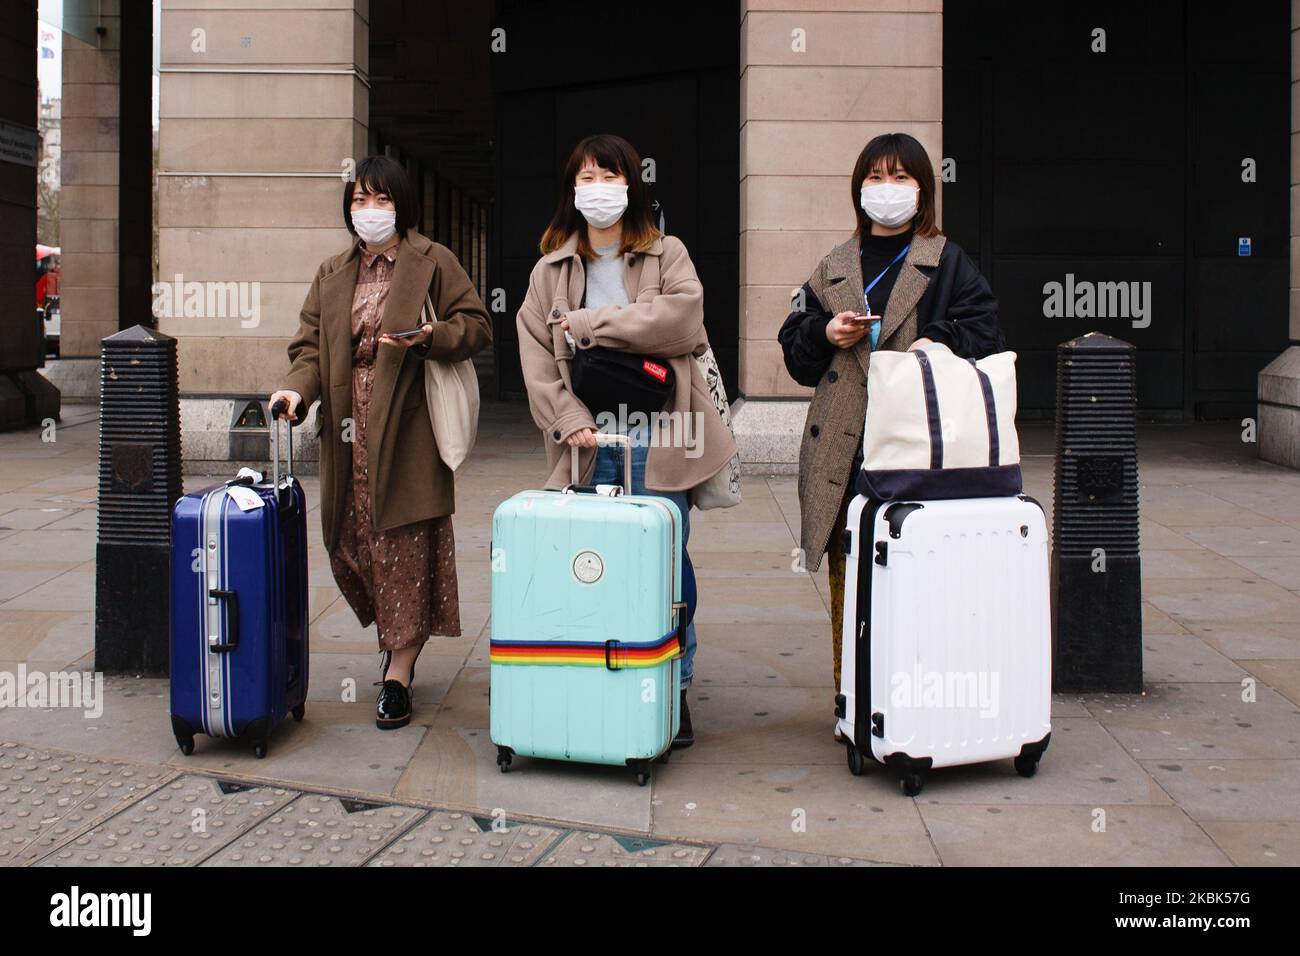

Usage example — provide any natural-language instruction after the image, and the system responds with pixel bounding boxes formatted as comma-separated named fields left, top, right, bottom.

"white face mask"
left=859, top=182, right=918, bottom=228
left=573, top=182, right=628, bottom=229
left=351, top=207, right=397, bottom=245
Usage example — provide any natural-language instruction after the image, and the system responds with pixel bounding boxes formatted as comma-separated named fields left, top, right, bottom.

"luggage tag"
left=224, top=485, right=266, bottom=512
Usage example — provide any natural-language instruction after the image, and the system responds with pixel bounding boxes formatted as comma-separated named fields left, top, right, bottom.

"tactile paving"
left=538, top=830, right=710, bottom=867
left=202, top=794, right=425, bottom=867
left=0, top=743, right=174, bottom=865
left=35, top=774, right=296, bottom=866
left=704, top=843, right=882, bottom=867
left=367, top=810, right=563, bottom=867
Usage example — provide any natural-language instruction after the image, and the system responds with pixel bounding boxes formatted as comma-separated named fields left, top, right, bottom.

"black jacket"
left=778, top=237, right=1002, bottom=388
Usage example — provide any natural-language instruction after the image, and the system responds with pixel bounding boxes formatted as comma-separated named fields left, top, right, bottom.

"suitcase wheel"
left=900, top=771, right=924, bottom=797
left=1014, top=754, right=1040, bottom=778
left=252, top=740, right=268, bottom=759
left=845, top=743, right=866, bottom=777
left=292, top=703, right=305, bottom=723
left=628, top=758, right=652, bottom=787
left=496, top=746, right=513, bottom=773
left=176, top=736, right=195, bottom=756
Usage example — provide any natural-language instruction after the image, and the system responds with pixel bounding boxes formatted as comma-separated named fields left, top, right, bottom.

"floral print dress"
left=328, top=244, right=462, bottom=651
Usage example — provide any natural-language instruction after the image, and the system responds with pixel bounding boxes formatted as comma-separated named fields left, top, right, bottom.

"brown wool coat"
left=280, top=231, right=492, bottom=553
left=797, top=232, right=947, bottom=572
left=516, top=232, right=737, bottom=492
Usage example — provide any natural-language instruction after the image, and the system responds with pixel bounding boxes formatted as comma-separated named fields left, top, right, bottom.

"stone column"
left=1258, top=0, right=1300, bottom=468
left=51, top=7, right=123, bottom=387
left=157, top=0, right=368, bottom=471
left=0, top=1, right=53, bottom=427
left=730, top=0, right=943, bottom=472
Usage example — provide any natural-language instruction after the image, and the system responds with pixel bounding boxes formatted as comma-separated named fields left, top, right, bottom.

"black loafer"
left=376, top=679, right=412, bottom=730
left=672, top=690, right=694, bottom=749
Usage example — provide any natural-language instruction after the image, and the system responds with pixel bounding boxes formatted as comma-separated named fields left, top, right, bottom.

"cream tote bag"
left=689, top=346, right=743, bottom=510
left=858, top=342, right=1021, bottom=501
left=421, top=292, right=480, bottom=471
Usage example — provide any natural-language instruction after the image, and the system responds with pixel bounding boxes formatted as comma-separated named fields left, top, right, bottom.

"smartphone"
left=386, top=325, right=428, bottom=340
left=850, top=314, right=878, bottom=327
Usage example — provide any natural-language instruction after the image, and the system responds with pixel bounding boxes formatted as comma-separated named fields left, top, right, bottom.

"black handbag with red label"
left=570, top=346, right=675, bottom=420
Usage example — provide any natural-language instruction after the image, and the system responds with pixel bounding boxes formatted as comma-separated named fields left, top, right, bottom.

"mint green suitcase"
left=490, top=437, right=684, bottom=786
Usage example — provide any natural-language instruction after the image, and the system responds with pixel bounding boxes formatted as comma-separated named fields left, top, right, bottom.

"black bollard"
left=1051, top=332, right=1143, bottom=693
left=94, top=325, right=182, bottom=675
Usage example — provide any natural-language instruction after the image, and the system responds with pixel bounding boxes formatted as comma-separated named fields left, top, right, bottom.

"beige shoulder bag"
left=420, top=292, right=480, bottom=470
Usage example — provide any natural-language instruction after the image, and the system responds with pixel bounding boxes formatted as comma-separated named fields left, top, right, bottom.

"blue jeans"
left=590, top=427, right=697, bottom=690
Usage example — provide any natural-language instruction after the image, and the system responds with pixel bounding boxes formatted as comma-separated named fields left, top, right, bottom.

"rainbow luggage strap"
left=491, top=620, right=684, bottom=671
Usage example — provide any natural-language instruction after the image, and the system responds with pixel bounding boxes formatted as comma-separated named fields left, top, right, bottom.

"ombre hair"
left=540, top=134, right=661, bottom=260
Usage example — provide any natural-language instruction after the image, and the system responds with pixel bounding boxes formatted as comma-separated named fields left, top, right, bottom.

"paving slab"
left=1201, top=820, right=1300, bottom=866
left=1189, top=620, right=1300, bottom=660
left=0, top=743, right=175, bottom=865
left=704, top=843, right=888, bottom=866
left=670, top=685, right=848, bottom=767
left=691, top=621, right=836, bottom=689
left=649, top=762, right=940, bottom=865
left=1144, top=576, right=1300, bottom=625
left=168, top=700, right=425, bottom=798
left=911, top=717, right=1170, bottom=807
left=1182, top=525, right=1300, bottom=558
left=396, top=725, right=655, bottom=833
left=0, top=529, right=96, bottom=563
left=36, top=774, right=296, bottom=866
left=1140, top=759, right=1300, bottom=823
left=1223, top=553, right=1300, bottom=591
left=919, top=804, right=1231, bottom=866
left=0, top=675, right=178, bottom=765
left=1237, top=659, right=1300, bottom=707
left=201, top=793, right=425, bottom=867
left=368, top=810, right=563, bottom=867
left=1142, top=632, right=1249, bottom=683
left=0, top=609, right=92, bottom=665
left=1085, top=683, right=1300, bottom=760
left=306, top=651, right=462, bottom=712
left=3, top=567, right=95, bottom=612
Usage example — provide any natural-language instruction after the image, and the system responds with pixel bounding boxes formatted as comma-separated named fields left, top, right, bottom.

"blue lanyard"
left=862, top=244, right=910, bottom=314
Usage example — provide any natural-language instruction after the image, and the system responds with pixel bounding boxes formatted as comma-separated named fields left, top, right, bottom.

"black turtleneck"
left=858, top=227, right=914, bottom=317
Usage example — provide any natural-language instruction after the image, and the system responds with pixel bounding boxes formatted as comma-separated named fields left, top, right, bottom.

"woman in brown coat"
left=271, top=156, right=492, bottom=731
left=516, top=133, right=738, bottom=749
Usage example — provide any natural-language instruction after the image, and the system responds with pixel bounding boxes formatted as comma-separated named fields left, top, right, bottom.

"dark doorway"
left=491, top=0, right=741, bottom=398
left=944, top=1, right=1290, bottom=421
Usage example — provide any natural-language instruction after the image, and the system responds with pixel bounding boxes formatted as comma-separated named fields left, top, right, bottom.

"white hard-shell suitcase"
left=836, top=494, right=1052, bottom=796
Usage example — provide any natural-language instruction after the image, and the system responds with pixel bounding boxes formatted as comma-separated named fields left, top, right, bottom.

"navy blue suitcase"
left=169, top=414, right=308, bottom=758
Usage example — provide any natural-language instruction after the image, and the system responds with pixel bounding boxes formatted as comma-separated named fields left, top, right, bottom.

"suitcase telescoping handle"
left=268, top=398, right=299, bottom=505
left=565, top=433, right=632, bottom=496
